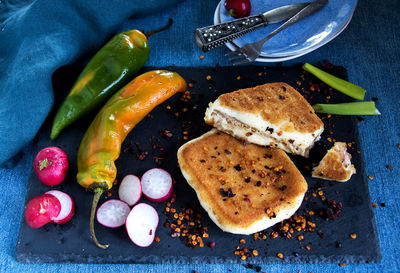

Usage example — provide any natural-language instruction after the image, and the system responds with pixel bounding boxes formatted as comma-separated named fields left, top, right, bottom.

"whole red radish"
left=34, top=146, right=68, bottom=186
left=225, top=0, right=251, bottom=19
left=24, top=194, right=61, bottom=228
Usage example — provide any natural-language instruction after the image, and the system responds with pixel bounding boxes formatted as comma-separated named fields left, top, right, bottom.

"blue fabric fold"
left=0, top=0, right=182, bottom=165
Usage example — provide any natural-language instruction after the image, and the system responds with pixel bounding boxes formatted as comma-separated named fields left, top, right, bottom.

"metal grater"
left=194, top=2, right=310, bottom=52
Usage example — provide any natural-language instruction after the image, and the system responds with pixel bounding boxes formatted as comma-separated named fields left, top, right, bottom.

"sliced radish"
left=96, top=199, right=131, bottom=228
left=46, top=190, right=75, bottom=224
left=141, top=168, right=173, bottom=202
left=24, top=194, right=61, bottom=228
left=125, top=203, right=159, bottom=247
left=118, top=175, right=142, bottom=206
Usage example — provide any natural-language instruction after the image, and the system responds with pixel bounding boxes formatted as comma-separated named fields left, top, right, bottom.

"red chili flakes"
left=135, top=143, right=148, bottom=160
left=160, top=129, right=173, bottom=139
left=180, top=90, right=192, bottom=102
left=234, top=246, right=259, bottom=260
left=368, top=176, right=374, bottom=180
left=386, top=165, right=393, bottom=169
left=339, top=263, right=346, bottom=267
left=163, top=205, right=209, bottom=248
left=199, top=55, right=204, bottom=59
left=155, top=236, right=160, bottom=242
left=372, top=203, right=377, bottom=208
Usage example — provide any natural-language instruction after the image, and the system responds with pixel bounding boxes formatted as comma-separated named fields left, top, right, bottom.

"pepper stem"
left=90, top=188, right=109, bottom=249
left=144, top=18, right=173, bottom=38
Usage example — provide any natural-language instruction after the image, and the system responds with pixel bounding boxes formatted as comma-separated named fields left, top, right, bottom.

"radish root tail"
left=90, top=188, right=109, bottom=249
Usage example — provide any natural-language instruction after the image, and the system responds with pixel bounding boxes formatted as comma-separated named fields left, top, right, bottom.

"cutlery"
left=194, top=2, right=311, bottom=52
left=226, top=0, right=328, bottom=65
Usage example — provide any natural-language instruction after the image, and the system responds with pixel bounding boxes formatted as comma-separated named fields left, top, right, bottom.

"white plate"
left=215, top=0, right=357, bottom=62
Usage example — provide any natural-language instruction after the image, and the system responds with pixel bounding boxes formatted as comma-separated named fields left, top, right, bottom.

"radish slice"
left=46, top=190, right=75, bottom=224
left=141, top=168, right=173, bottom=202
left=96, top=199, right=131, bottom=228
left=125, top=203, right=159, bottom=247
left=118, top=175, right=142, bottom=206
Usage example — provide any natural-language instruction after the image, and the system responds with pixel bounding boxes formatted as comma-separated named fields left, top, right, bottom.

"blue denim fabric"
left=0, top=0, right=182, bottom=165
left=1, top=0, right=399, bottom=272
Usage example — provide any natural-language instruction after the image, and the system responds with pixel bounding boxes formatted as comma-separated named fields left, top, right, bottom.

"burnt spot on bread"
left=234, top=164, right=242, bottom=171
left=219, top=188, right=236, bottom=198
left=265, top=127, right=274, bottom=134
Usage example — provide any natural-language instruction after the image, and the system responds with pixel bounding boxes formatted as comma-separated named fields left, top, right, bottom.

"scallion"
left=303, top=63, right=366, bottom=100
left=312, top=102, right=380, bottom=115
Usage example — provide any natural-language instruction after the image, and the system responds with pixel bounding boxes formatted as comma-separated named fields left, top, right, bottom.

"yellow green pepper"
left=77, top=70, right=187, bottom=249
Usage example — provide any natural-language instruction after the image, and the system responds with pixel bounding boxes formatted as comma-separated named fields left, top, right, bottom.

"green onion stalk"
left=303, top=63, right=366, bottom=100
left=312, top=102, right=380, bottom=115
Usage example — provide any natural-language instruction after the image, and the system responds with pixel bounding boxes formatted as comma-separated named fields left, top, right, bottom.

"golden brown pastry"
left=204, top=82, right=324, bottom=157
left=177, top=129, right=308, bottom=234
left=312, top=141, right=356, bottom=182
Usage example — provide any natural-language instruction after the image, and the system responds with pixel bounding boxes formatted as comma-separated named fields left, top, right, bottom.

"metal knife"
left=195, top=2, right=311, bottom=52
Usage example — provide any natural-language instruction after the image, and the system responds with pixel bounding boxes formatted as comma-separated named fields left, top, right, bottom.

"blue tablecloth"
left=1, top=0, right=399, bottom=272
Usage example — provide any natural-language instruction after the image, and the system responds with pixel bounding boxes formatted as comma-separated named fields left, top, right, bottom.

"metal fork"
left=226, top=0, right=328, bottom=65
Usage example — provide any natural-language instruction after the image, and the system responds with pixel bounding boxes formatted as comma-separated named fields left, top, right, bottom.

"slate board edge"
left=14, top=65, right=381, bottom=264
left=15, top=252, right=381, bottom=264
left=352, top=118, right=382, bottom=262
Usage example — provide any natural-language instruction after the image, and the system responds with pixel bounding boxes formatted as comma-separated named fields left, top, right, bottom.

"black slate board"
left=15, top=65, right=381, bottom=264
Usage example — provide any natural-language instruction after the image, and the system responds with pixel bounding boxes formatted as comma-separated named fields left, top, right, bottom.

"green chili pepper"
left=50, top=20, right=173, bottom=140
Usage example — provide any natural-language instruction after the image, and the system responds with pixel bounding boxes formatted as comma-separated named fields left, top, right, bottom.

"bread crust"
left=177, top=129, right=308, bottom=234
left=204, top=82, right=324, bottom=157
left=312, top=142, right=356, bottom=182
